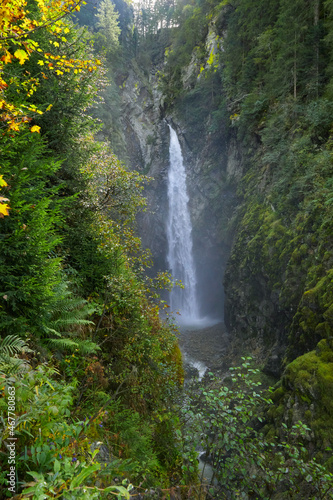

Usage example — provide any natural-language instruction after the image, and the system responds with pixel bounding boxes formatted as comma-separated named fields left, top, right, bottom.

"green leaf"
left=70, top=463, right=100, bottom=489
left=54, top=459, right=60, bottom=474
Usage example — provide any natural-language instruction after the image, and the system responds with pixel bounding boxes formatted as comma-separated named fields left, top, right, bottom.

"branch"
left=227, top=93, right=252, bottom=110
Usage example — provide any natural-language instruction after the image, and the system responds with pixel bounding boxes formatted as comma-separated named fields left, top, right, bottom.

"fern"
left=45, top=337, right=100, bottom=354
left=42, top=283, right=95, bottom=335
left=74, top=338, right=100, bottom=355
left=45, top=338, right=81, bottom=351
left=39, top=282, right=99, bottom=355
left=0, top=335, right=30, bottom=357
left=0, top=335, right=31, bottom=376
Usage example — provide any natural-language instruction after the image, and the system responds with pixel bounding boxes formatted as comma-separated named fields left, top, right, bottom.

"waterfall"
left=166, top=124, right=199, bottom=322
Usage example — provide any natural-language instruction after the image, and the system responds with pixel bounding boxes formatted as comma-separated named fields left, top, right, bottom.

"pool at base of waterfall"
left=178, top=321, right=230, bottom=379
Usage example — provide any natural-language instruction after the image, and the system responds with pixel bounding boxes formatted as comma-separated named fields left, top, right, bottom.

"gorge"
left=1, top=0, right=333, bottom=498
left=114, top=0, right=333, bottom=487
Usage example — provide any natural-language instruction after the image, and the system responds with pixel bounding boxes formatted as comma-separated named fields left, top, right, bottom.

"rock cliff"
left=118, top=58, right=236, bottom=319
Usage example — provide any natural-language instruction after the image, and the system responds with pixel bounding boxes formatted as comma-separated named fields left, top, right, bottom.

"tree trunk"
left=314, top=0, right=320, bottom=98
left=294, top=31, right=297, bottom=99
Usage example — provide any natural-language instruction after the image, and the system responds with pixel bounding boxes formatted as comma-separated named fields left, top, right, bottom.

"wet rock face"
left=223, top=231, right=289, bottom=376
left=120, top=64, right=170, bottom=273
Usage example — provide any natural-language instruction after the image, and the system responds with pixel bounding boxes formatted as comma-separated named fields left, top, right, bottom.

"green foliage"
left=0, top=133, right=65, bottom=339
left=281, top=342, right=333, bottom=450
left=0, top=335, right=31, bottom=376
left=94, top=0, right=121, bottom=60
left=0, top=364, right=133, bottom=499
left=0, top=3, right=183, bottom=498
left=180, top=359, right=333, bottom=498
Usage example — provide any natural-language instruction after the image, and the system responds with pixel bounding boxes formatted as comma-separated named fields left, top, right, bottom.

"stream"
left=178, top=320, right=230, bottom=487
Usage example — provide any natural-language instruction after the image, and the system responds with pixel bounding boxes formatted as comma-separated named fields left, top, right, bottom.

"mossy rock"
left=270, top=384, right=286, bottom=403
left=283, top=342, right=333, bottom=450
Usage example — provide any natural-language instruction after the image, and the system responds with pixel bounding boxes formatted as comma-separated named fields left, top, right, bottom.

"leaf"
left=44, top=380, right=56, bottom=393
left=69, top=463, right=100, bottom=489
left=103, top=485, right=131, bottom=499
left=1, top=51, right=12, bottom=64
left=54, top=459, right=60, bottom=474
left=14, top=49, right=29, bottom=65
left=30, top=125, right=41, bottom=133
left=0, top=203, right=10, bottom=217
left=27, top=471, right=44, bottom=481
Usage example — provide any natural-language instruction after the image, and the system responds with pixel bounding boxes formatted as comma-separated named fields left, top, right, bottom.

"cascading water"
left=166, top=124, right=200, bottom=323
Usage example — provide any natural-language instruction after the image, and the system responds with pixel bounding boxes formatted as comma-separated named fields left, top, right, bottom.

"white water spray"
left=166, top=124, right=199, bottom=323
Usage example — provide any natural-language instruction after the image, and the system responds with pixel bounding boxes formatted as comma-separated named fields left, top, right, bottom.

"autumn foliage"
left=0, top=0, right=101, bottom=131
left=0, top=0, right=102, bottom=216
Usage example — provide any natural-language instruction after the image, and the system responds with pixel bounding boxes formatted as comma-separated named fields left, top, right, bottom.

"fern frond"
left=74, top=339, right=100, bottom=355
left=44, top=337, right=100, bottom=355
left=43, top=283, right=96, bottom=336
left=44, top=338, right=80, bottom=351
left=52, top=317, right=94, bottom=327
left=0, top=356, right=29, bottom=376
left=42, top=328, right=62, bottom=337
left=0, top=336, right=31, bottom=376
left=0, top=335, right=32, bottom=357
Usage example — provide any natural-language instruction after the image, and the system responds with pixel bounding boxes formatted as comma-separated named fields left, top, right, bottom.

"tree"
left=95, top=0, right=121, bottom=59
left=181, top=360, right=333, bottom=498
left=0, top=0, right=101, bottom=133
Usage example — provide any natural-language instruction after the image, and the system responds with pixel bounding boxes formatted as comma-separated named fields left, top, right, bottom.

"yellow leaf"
left=37, top=60, right=44, bottom=66
left=14, top=49, right=29, bottom=65
left=0, top=203, right=10, bottom=217
left=0, top=176, right=8, bottom=188
left=1, top=51, right=12, bottom=64
left=30, top=125, right=41, bottom=133
left=45, top=380, right=55, bottom=390
left=8, top=122, right=20, bottom=131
